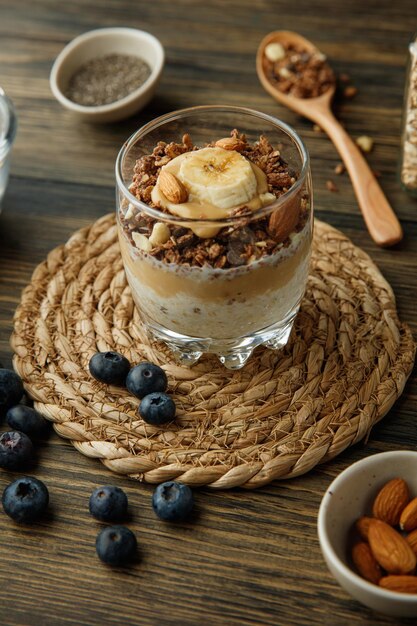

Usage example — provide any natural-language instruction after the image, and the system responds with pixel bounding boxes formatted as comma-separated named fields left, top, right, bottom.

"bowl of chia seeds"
left=50, top=27, right=165, bottom=123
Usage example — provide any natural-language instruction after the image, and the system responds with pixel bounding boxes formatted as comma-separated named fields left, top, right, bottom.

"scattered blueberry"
left=126, top=362, right=168, bottom=399
left=139, top=392, right=176, bottom=426
left=6, top=405, right=49, bottom=438
left=89, top=485, right=128, bottom=522
left=96, top=525, right=137, bottom=566
left=2, top=476, right=49, bottom=523
left=0, top=369, right=24, bottom=415
left=89, top=351, right=131, bottom=386
left=0, top=431, right=34, bottom=470
left=152, top=481, right=194, bottom=522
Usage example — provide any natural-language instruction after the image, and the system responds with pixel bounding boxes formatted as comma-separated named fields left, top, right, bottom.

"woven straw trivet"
left=11, top=214, right=415, bottom=489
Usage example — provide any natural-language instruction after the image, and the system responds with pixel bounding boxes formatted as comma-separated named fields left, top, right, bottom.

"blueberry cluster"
left=0, top=367, right=50, bottom=523
left=89, top=351, right=176, bottom=426
left=0, top=364, right=194, bottom=568
left=88, top=485, right=137, bottom=565
left=91, top=480, right=194, bottom=565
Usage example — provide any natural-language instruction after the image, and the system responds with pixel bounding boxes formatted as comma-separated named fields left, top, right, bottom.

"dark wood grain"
left=1, top=0, right=417, bottom=624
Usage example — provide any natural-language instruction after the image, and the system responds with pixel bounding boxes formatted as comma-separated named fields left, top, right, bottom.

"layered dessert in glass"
left=116, top=106, right=313, bottom=369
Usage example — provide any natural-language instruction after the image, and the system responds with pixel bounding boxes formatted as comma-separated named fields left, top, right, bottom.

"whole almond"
left=215, top=137, right=246, bottom=152
left=406, top=529, right=417, bottom=556
left=355, top=516, right=373, bottom=542
left=368, top=519, right=416, bottom=574
left=400, top=497, right=417, bottom=532
left=352, top=542, right=382, bottom=584
left=268, top=193, right=300, bottom=242
left=379, top=575, right=417, bottom=594
left=159, top=170, right=188, bottom=204
left=372, top=477, right=410, bottom=526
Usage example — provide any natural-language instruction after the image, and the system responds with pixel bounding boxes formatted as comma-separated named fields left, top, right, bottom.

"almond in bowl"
left=318, top=451, right=417, bottom=618
left=351, top=478, right=417, bottom=587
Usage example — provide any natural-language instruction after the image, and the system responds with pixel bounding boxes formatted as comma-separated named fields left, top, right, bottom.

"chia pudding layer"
left=117, top=130, right=312, bottom=340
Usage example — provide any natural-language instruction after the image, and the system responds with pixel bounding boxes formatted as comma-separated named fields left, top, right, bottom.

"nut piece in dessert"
left=260, top=192, right=277, bottom=206
left=356, top=135, right=374, bottom=153
left=268, top=195, right=300, bottom=242
left=159, top=170, right=188, bottom=204
left=368, top=519, right=416, bottom=575
left=132, top=232, right=152, bottom=252
left=352, top=542, right=382, bottom=585
left=264, top=42, right=286, bottom=62
left=215, top=137, right=246, bottom=151
left=124, top=203, right=136, bottom=220
left=372, top=477, right=410, bottom=526
left=149, top=222, right=171, bottom=246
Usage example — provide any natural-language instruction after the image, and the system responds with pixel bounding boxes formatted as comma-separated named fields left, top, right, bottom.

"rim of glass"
left=115, top=105, right=310, bottom=226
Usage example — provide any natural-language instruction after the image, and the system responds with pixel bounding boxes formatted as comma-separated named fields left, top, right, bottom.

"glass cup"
left=116, top=105, right=313, bottom=369
left=0, top=88, right=17, bottom=211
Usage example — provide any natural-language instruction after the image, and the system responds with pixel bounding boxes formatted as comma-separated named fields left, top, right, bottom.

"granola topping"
left=120, top=131, right=308, bottom=269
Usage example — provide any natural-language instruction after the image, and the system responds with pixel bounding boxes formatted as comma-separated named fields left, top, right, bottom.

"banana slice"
left=151, top=146, right=271, bottom=238
left=178, top=147, right=257, bottom=210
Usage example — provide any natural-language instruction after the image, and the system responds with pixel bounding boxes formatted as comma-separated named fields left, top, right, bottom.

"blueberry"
left=6, top=405, right=50, bottom=438
left=95, top=525, right=137, bottom=566
left=126, top=362, right=168, bottom=399
left=139, top=392, right=175, bottom=425
left=0, top=431, right=34, bottom=470
left=0, top=369, right=24, bottom=415
left=2, top=476, right=49, bottom=523
left=89, top=351, right=130, bottom=386
left=152, top=481, right=194, bottom=522
left=89, top=485, right=128, bottom=522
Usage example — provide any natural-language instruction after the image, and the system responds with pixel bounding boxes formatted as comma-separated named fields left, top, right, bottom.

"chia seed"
left=65, top=54, right=151, bottom=107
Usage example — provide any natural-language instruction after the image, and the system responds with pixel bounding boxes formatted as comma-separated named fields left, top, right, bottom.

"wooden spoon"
left=256, top=30, right=403, bottom=247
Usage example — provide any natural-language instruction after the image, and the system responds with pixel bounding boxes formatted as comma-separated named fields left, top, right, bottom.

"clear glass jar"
left=116, top=105, right=313, bottom=369
left=0, top=87, right=17, bottom=211
left=400, top=34, right=417, bottom=195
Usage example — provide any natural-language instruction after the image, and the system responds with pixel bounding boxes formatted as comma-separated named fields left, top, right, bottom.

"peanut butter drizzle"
left=151, top=150, right=270, bottom=238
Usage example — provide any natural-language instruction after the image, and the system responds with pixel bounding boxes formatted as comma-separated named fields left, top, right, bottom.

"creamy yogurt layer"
left=119, top=221, right=311, bottom=339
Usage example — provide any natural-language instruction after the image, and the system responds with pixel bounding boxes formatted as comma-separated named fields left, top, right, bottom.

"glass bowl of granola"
left=115, top=105, right=313, bottom=369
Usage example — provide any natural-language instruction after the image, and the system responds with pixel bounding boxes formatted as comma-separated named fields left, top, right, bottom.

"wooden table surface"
left=1, top=0, right=417, bottom=624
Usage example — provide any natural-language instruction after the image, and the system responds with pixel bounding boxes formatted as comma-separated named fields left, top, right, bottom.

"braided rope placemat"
left=11, top=214, right=415, bottom=489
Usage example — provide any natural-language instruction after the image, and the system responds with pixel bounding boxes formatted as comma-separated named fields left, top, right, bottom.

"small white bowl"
left=50, top=27, right=164, bottom=123
left=318, top=451, right=417, bottom=617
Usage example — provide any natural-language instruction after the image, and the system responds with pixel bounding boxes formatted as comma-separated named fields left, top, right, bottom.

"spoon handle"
left=315, top=111, right=403, bottom=247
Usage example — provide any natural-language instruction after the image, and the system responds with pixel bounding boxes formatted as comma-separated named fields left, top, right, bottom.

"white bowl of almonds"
left=50, top=27, right=164, bottom=123
left=318, top=451, right=417, bottom=617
